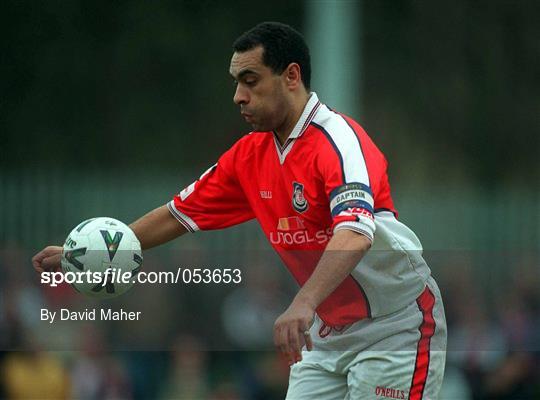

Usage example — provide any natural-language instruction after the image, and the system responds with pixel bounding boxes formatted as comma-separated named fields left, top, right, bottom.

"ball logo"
left=100, top=230, right=123, bottom=261
left=64, top=247, right=87, bottom=271
left=292, top=181, right=308, bottom=213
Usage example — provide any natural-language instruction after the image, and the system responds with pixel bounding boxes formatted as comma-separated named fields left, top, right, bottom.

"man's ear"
left=285, top=63, right=302, bottom=89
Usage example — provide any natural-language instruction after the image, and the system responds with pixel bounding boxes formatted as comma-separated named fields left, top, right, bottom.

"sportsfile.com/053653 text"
left=40, top=268, right=242, bottom=287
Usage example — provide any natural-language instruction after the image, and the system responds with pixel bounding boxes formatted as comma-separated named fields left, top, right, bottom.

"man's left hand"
left=273, top=297, right=315, bottom=366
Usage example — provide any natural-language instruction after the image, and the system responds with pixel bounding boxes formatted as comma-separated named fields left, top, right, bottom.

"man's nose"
left=233, top=84, right=249, bottom=105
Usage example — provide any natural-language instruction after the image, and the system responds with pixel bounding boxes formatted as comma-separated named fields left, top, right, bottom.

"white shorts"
left=286, top=277, right=447, bottom=400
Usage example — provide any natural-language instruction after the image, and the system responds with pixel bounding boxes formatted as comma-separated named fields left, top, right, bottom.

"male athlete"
left=33, top=22, right=447, bottom=399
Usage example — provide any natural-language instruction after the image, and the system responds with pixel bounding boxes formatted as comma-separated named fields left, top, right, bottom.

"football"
left=61, top=217, right=142, bottom=298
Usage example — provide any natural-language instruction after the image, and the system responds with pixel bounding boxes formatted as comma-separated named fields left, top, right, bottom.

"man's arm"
left=130, top=205, right=187, bottom=250
left=273, top=229, right=371, bottom=364
left=32, top=205, right=185, bottom=272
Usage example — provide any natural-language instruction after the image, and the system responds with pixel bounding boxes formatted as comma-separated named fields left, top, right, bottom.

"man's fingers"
left=32, top=254, right=47, bottom=271
left=32, top=248, right=49, bottom=266
left=274, top=324, right=299, bottom=365
left=32, top=251, right=47, bottom=269
left=304, top=331, right=313, bottom=351
left=290, top=327, right=302, bottom=361
left=274, top=310, right=315, bottom=365
left=281, top=322, right=306, bottom=365
left=42, top=253, right=62, bottom=272
left=32, top=253, right=43, bottom=271
left=32, top=246, right=62, bottom=272
left=279, top=324, right=290, bottom=354
left=273, top=324, right=287, bottom=354
left=300, top=321, right=313, bottom=352
left=38, top=245, right=62, bottom=259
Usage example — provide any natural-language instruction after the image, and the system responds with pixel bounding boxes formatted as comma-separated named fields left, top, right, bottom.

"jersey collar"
left=272, top=92, right=321, bottom=149
left=288, top=92, right=321, bottom=140
left=272, top=92, right=322, bottom=164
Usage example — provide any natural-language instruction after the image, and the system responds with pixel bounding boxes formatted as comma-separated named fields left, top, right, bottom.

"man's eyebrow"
left=230, top=69, right=259, bottom=81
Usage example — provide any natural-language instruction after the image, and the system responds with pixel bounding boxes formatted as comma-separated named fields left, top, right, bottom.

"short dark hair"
left=233, top=22, right=311, bottom=90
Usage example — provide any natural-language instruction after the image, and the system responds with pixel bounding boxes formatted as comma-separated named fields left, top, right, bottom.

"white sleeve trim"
left=167, top=201, right=199, bottom=232
left=334, top=219, right=375, bottom=242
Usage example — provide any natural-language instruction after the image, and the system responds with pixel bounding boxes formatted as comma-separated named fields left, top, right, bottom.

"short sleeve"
left=167, top=144, right=255, bottom=231
left=315, top=124, right=376, bottom=241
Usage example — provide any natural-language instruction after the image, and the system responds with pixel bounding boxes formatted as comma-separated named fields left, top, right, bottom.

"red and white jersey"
left=168, top=93, right=431, bottom=326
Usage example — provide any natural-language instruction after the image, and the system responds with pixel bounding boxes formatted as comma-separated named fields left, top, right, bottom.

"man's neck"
left=274, top=92, right=310, bottom=145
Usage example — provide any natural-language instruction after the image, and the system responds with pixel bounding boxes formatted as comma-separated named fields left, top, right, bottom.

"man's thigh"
left=347, top=280, right=447, bottom=399
left=287, top=278, right=447, bottom=399
left=285, top=361, right=348, bottom=400
left=346, top=349, right=446, bottom=400
left=286, top=346, right=446, bottom=400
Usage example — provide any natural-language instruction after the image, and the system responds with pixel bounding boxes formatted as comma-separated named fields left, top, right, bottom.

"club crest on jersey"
left=292, top=181, right=308, bottom=213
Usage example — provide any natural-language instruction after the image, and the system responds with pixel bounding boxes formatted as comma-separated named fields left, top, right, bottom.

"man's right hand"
left=31, top=205, right=186, bottom=274
left=32, top=245, right=63, bottom=273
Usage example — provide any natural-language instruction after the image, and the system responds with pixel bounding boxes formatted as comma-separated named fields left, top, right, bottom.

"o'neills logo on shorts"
left=292, top=181, right=308, bottom=213
left=375, top=386, right=406, bottom=399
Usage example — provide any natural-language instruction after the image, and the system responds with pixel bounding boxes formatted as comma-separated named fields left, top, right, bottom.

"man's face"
left=229, top=46, right=290, bottom=132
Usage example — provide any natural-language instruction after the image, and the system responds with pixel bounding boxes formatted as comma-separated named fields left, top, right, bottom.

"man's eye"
left=245, top=80, right=257, bottom=86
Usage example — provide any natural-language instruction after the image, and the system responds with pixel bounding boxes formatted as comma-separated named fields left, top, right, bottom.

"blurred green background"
left=2, top=1, right=538, bottom=183
left=1, top=1, right=539, bottom=399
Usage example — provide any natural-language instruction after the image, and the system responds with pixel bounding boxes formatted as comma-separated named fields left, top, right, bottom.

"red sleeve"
left=167, top=143, right=254, bottom=231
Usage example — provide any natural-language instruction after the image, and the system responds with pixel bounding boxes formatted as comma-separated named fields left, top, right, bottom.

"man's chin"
left=249, top=122, right=273, bottom=132
left=248, top=122, right=263, bottom=132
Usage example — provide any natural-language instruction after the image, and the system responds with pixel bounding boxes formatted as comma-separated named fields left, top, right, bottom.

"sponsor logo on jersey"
left=292, top=181, right=308, bottom=213
left=269, top=217, right=331, bottom=245
left=277, top=217, right=305, bottom=231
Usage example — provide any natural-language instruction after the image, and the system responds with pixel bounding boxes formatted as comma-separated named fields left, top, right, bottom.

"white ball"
left=61, top=217, right=143, bottom=299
